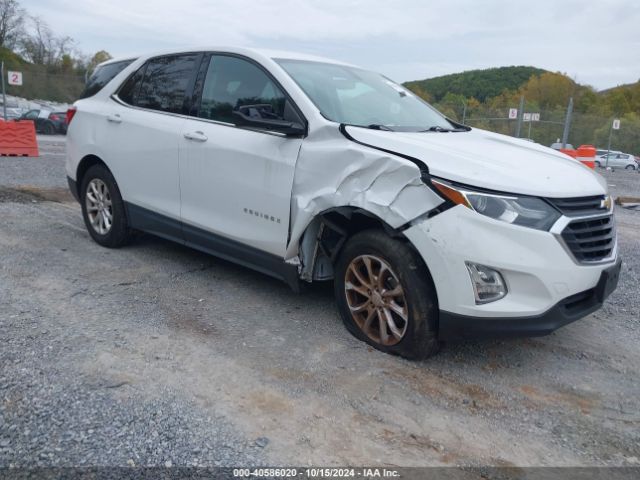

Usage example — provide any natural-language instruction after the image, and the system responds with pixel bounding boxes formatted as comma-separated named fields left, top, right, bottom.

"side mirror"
left=232, top=104, right=305, bottom=136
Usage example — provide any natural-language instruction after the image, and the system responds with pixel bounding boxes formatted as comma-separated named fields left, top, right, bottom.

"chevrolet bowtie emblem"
left=601, top=196, right=612, bottom=210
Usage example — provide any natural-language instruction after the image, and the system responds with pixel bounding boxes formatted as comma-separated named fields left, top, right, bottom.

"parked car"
left=65, top=48, right=621, bottom=359
left=595, top=151, right=637, bottom=170
left=19, top=109, right=68, bottom=135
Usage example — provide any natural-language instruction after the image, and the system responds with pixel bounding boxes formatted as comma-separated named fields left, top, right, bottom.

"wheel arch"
left=296, top=206, right=424, bottom=283
left=74, top=154, right=110, bottom=198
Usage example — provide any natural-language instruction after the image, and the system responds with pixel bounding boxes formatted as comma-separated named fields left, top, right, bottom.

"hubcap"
left=344, top=254, right=409, bottom=346
left=85, top=179, right=113, bottom=235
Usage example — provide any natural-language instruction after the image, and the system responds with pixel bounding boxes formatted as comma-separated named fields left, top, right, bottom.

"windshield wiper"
left=367, top=124, right=394, bottom=131
left=422, top=125, right=469, bottom=132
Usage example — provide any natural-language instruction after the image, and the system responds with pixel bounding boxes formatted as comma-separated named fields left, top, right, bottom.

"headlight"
left=431, top=179, right=561, bottom=231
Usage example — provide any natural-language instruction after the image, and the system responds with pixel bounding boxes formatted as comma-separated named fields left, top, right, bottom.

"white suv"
left=66, top=48, right=621, bottom=359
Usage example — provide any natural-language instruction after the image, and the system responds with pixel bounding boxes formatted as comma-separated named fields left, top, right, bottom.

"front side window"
left=198, top=55, right=288, bottom=124
left=276, top=59, right=454, bottom=132
left=133, top=54, right=199, bottom=114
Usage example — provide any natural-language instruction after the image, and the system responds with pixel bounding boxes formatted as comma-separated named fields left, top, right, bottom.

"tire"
left=334, top=229, right=440, bottom=360
left=594, top=161, right=601, bottom=168
left=43, top=122, right=55, bottom=135
left=625, top=165, right=635, bottom=170
left=80, top=164, right=132, bottom=248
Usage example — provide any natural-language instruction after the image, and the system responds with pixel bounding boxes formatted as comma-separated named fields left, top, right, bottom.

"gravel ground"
left=1, top=139, right=639, bottom=469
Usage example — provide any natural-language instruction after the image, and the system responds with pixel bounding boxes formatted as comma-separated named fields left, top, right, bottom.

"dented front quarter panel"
left=285, top=124, right=444, bottom=259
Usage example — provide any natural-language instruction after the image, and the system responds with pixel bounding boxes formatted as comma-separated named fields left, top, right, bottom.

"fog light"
left=465, top=262, right=507, bottom=304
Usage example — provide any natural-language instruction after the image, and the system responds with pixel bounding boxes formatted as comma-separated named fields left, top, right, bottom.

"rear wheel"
left=334, top=230, right=439, bottom=360
left=80, top=164, right=132, bottom=248
left=594, top=160, right=601, bottom=168
left=625, top=165, right=635, bottom=170
left=43, top=122, right=55, bottom=135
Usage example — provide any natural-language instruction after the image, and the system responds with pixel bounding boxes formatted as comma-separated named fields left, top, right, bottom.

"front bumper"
left=439, top=257, right=621, bottom=340
left=403, top=205, right=620, bottom=338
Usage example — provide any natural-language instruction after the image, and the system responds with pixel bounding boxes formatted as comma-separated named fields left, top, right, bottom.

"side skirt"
left=125, top=202, right=300, bottom=291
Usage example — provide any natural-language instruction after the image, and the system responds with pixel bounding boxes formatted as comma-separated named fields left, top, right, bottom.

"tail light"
left=66, top=107, right=77, bottom=125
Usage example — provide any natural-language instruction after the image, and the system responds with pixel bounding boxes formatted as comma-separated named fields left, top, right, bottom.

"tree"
left=19, top=15, right=74, bottom=67
left=0, top=0, right=24, bottom=49
left=88, top=50, right=112, bottom=72
left=518, top=72, right=577, bottom=109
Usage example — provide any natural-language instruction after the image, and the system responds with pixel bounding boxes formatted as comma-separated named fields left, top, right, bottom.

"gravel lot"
left=1, top=137, right=639, bottom=469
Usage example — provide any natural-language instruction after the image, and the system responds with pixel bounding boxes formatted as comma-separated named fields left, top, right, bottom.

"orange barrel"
left=559, top=148, right=577, bottom=158
left=576, top=144, right=596, bottom=169
left=0, top=120, right=39, bottom=157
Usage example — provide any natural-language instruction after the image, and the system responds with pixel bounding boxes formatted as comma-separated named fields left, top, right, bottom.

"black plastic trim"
left=67, top=176, right=79, bottom=203
left=125, top=202, right=300, bottom=291
left=439, top=258, right=621, bottom=341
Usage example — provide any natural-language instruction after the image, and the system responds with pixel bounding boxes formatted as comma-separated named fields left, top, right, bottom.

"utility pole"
left=1, top=62, right=6, bottom=121
left=461, top=99, right=467, bottom=125
left=605, top=119, right=614, bottom=169
left=515, top=95, right=524, bottom=137
left=561, top=97, right=573, bottom=148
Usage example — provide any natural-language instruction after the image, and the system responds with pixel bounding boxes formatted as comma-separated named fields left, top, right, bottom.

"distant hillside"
left=598, top=81, right=640, bottom=95
left=404, top=66, right=547, bottom=102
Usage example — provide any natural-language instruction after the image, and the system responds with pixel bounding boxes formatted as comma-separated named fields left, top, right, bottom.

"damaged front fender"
left=285, top=124, right=445, bottom=260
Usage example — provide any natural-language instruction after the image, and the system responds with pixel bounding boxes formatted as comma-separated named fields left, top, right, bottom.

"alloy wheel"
left=344, top=254, right=409, bottom=346
left=85, top=178, right=113, bottom=235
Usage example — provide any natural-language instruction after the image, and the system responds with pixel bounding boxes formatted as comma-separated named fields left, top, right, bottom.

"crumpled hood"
left=345, top=126, right=607, bottom=198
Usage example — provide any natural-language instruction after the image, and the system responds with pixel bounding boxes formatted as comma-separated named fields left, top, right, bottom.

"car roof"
left=98, top=46, right=357, bottom=69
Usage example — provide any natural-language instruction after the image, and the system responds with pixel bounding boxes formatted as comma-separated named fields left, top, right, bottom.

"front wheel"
left=625, top=165, right=635, bottom=170
left=594, top=161, right=601, bottom=168
left=80, top=164, right=132, bottom=248
left=334, top=230, right=439, bottom=360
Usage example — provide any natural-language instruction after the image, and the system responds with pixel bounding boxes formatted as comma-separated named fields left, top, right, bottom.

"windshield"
left=276, top=59, right=454, bottom=132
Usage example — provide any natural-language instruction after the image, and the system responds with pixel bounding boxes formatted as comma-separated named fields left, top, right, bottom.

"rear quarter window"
left=80, top=59, right=135, bottom=99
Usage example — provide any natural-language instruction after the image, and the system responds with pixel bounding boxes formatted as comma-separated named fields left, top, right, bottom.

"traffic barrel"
left=559, top=148, right=577, bottom=158
left=0, top=120, right=39, bottom=157
left=576, top=144, right=596, bottom=169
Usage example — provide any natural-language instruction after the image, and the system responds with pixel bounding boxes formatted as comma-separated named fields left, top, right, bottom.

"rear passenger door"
left=179, top=54, right=304, bottom=257
left=108, top=53, right=201, bottom=237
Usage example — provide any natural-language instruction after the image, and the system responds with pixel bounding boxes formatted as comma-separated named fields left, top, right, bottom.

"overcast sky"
left=22, top=0, right=640, bottom=90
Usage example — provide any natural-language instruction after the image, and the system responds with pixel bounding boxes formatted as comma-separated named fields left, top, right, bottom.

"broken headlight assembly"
left=431, top=179, right=561, bottom=231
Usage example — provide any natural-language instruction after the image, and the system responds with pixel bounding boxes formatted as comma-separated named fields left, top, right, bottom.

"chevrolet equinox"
left=66, top=48, right=621, bottom=359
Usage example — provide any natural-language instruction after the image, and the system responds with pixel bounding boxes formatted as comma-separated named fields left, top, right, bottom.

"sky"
left=21, top=0, right=640, bottom=90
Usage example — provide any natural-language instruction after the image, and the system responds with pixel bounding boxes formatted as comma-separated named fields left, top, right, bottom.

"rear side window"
left=198, top=55, right=288, bottom=124
left=133, top=54, right=199, bottom=114
left=118, top=66, right=146, bottom=105
left=80, top=60, right=134, bottom=99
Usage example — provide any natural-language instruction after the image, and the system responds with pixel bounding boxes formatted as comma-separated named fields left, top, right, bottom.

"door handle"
left=106, top=114, right=122, bottom=123
left=184, top=131, right=208, bottom=142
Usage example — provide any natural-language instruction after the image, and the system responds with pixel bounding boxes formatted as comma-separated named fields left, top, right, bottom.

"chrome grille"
left=561, top=215, right=615, bottom=263
left=548, top=195, right=607, bottom=217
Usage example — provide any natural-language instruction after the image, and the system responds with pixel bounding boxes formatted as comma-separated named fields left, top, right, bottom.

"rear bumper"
left=439, top=257, right=622, bottom=341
